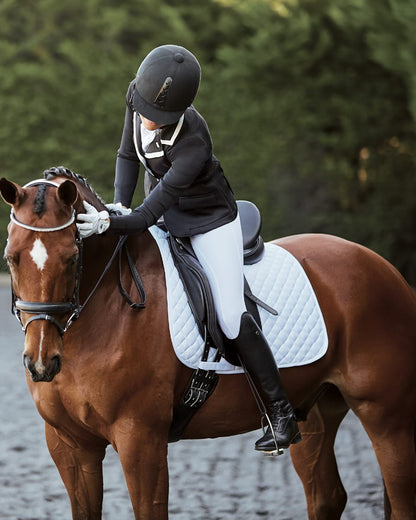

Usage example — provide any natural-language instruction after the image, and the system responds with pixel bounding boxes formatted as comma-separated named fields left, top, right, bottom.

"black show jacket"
left=110, top=80, right=237, bottom=237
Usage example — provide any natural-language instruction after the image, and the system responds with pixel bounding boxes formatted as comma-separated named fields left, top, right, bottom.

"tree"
left=1, top=0, right=416, bottom=283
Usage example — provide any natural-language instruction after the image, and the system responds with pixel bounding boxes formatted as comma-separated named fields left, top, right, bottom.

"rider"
left=77, top=44, right=301, bottom=453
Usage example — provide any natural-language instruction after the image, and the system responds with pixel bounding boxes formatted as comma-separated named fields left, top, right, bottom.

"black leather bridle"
left=10, top=179, right=146, bottom=337
left=10, top=180, right=82, bottom=336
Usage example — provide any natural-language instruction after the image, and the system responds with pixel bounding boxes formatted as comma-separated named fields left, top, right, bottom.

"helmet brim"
left=133, top=87, right=184, bottom=126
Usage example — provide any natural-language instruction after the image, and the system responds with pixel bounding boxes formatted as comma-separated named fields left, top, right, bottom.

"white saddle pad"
left=149, top=226, right=328, bottom=374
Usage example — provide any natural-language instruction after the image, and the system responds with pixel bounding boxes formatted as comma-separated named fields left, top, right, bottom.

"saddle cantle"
left=238, top=199, right=265, bottom=264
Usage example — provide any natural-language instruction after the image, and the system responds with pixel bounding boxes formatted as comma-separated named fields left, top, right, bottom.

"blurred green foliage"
left=1, top=0, right=416, bottom=283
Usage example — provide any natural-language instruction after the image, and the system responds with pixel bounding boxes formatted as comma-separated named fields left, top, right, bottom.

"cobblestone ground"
left=0, top=283, right=383, bottom=519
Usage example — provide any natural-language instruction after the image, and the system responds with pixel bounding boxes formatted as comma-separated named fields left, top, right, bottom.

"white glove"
left=77, top=201, right=110, bottom=238
left=105, top=202, right=132, bottom=216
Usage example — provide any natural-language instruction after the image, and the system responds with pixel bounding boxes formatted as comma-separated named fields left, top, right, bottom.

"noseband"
left=10, top=179, right=82, bottom=336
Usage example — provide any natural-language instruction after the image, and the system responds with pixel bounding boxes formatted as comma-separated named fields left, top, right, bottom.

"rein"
left=10, top=180, right=146, bottom=336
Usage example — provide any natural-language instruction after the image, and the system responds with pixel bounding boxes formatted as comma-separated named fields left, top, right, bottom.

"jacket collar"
left=133, top=112, right=185, bottom=168
left=160, top=114, right=184, bottom=146
left=134, top=112, right=185, bottom=162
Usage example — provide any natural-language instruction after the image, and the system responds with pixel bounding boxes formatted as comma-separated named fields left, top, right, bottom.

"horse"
left=1, top=167, right=416, bottom=520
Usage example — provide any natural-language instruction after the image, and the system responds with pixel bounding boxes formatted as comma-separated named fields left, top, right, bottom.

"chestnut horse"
left=1, top=168, right=416, bottom=520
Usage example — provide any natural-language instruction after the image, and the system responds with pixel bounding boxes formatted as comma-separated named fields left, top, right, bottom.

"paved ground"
left=0, top=281, right=383, bottom=519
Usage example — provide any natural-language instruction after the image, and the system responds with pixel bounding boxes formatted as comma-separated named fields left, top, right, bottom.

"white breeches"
left=190, top=214, right=247, bottom=339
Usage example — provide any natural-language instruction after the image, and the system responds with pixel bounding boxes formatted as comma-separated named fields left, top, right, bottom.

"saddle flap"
left=167, top=233, right=265, bottom=367
left=168, top=234, right=225, bottom=351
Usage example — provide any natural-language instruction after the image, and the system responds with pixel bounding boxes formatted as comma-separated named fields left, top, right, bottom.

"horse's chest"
left=29, top=381, right=105, bottom=438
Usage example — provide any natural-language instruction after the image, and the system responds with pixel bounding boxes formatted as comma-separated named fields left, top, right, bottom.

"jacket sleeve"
left=109, top=206, right=148, bottom=235
left=113, top=81, right=140, bottom=207
left=113, top=156, right=139, bottom=207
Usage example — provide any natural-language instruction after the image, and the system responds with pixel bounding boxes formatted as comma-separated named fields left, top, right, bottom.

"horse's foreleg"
left=290, top=387, right=349, bottom=520
left=115, top=429, right=169, bottom=520
left=45, top=423, right=106, bottom=520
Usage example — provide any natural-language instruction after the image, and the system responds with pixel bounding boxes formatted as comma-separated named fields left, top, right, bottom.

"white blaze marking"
left=30, top=238, right=48, bottom=271
left=34, top=329, right=45, bottom=375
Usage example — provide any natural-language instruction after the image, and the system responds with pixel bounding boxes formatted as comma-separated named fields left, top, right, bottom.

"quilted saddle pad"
left=149, top=226, right=328, bottom=374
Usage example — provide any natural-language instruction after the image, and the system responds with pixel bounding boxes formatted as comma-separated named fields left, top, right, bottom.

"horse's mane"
left=34, top=184, right=47, bottom=217
left=43, top=166, right=106, bottom=205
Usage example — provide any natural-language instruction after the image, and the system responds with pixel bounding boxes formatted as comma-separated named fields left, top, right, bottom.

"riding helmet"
left=133, top=44, right=201, bottom=125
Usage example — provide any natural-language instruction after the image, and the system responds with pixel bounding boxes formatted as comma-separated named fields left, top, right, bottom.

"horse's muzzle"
left=23, top=353, right=62, bottom=383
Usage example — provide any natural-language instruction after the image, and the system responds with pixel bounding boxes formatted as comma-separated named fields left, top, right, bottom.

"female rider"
left=77, top=44, right=301, bottom=453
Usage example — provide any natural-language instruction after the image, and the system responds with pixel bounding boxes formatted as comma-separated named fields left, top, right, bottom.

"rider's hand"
left=76, top=201, right=110, bottom=238
left=105, top=202, right=132, bottom=216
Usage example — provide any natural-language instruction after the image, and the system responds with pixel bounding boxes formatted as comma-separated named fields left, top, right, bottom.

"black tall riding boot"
left=230, top=312, right=301, bottom=453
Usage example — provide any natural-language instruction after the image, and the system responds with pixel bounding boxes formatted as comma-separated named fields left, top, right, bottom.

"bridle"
left=10, top=179, right=146, bottom=337
left=10, top=179, right=82, bottom=336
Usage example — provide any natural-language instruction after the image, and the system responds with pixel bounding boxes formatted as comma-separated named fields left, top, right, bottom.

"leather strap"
left=118, top=239, right=146, bottom=309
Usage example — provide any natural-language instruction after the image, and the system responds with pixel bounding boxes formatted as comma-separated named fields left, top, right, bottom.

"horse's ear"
left=0, top=178, right=23, bottom=206
left=57, top=180, right=78, bottom=207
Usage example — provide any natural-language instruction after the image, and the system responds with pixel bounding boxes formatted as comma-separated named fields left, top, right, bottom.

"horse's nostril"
left=50, top=354, right=62, bottom=374
left=23, top=354, right=40, bottom=381
left=23, top=354, right=32, bottom=372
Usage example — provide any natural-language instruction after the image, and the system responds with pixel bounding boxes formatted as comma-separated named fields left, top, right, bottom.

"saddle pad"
left=149, top=226, right=328, bottom=374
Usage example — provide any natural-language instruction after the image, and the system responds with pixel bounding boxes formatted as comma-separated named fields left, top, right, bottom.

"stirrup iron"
left=260, top=412, right=284, bottom=457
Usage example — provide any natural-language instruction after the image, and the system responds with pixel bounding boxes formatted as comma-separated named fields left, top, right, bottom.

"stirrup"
left=259, top=413, right=284, bottom=457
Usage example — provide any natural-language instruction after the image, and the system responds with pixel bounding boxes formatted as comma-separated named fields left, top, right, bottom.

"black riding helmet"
left=133, top=44, right=201, bottom=125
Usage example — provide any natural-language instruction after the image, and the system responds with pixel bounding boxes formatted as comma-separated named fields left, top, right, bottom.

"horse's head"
left=0, top=166, right=105, bottom=382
